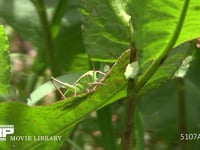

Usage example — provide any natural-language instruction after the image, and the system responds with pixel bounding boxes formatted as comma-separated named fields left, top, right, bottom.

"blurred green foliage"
left=0, top=0, right=200, bottom=150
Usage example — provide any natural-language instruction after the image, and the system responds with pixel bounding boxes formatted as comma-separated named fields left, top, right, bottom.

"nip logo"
left=0, top=125, right=14, bottom=141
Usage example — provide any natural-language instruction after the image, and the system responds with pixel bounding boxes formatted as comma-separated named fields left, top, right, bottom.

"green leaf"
left=126, top=0, right=200, bottom=92
left=141, top=80, right=180, bottom=147
left=139, top=42, right=191, bottom=95
left=176, top=2, right=200, bottom=46
left=141, top=78, right=200, bottom=149
left=53, top=0, right=90, bottom=72
left=0, top=25, right=10, bottom=98
left=82, top=0, right=131, bottom=61
left=0, top=49, right=130, bottom=149
left=140, top=49, right=200, bottom=149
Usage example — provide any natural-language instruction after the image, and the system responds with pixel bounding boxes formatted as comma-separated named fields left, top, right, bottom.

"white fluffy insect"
left=124, top=61, right=139, bottom=79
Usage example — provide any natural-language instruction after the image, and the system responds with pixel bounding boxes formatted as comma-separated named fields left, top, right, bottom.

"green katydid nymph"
left=51, top=70, right=106, bottom=99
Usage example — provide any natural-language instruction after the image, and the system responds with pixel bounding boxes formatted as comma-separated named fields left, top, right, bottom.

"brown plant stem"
left=122, top=81, right=137, bottom=150
left=178, top=77, right=187, bottom=150
left=122, top=47, right=139, bottom=150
